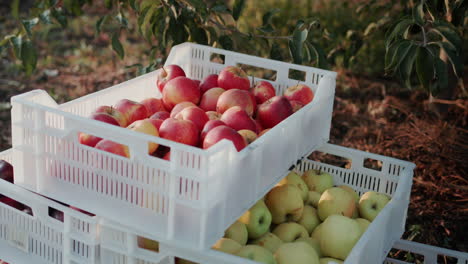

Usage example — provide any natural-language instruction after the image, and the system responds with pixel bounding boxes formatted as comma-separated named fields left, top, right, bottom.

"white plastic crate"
left=385, top=240, right=468, bottom=264
left=158, top=143, right=416, bottom=264
left=0, top=149, right=174, bottom=264
left=10, top=43, right=337, bottom=249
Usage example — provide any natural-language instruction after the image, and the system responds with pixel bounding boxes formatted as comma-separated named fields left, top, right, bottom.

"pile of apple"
left=200, top=169, right=391, bottom=264
left=79, top=64, right=314, bottom=157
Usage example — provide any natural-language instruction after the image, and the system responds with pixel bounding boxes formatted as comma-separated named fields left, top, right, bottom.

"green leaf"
left=63, top=0, right=83, bottom=16
left=364, top=22, right=378, bottom=36
left=189, top=25, right=208, bottom=45
left=21, top=40, right=38, bottom=76
left=232, top=0, right=245, bottom=21
left=412, top=2, right=425, bottom=25
left=51, top=8, right=68, bottom=27
left=11, top=0, right=20, bottom=19
left=211, top=4, right=230, bottom=13
left=140, top=5, right=158, bottom=41
left=431, top=22, right=463, bottom=50
left=306, top=42, right=329, bottom=69
left=397, top=44, right=418, bottom=89
left=257, top=24, right=275, bottom=33
left=415, top=47, right=434, bottom=90
left=385, top=40, right=412, bottom=71
left=262, top=8, right=280, bottom=25
left=270, top=42, right=283, bottom=61
left=289, top=22, right=308, bottom=64
left=10, top=35, right=23, bottom=58
left=437, top=42, right=463, bottom=77
left=218, top=35, right=233, bottom=50
left=96, top=15, right=108, bottom=34
left=116, top=13, right=129, bottom=28
left=385, top=18, right=413, bottom=48
left=105, top=0, right=113, bottom=9
left=39, top=10, right=52, bottom=24
left=111, top=33, right=124, bottom=59
left=433, top=57, right=448, bottom=94
left=22, top=18, right=39, bottom=37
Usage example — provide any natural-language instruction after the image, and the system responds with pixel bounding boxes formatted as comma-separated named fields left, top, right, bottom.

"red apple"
left=95, top=140, right=130, bottom=158
left=148, top=118, right=164, bottom=130
left=206, top=111, right=221, bottom=120
left=257, top=96, right=293, bottom=129
left=192, top=79, right=201, bottom=87
left=220, top=106, right=257, bottom=133
left=201, top=120, right=225, bottom=141
left=156, top=65, right=186, bottom=93
left=289, top=100, right=304, bottom=112
left=159, top=118, right=199, bottom=146
left=94, top=105, right=128, bottom=127
left=218, top=66, right=250, bottom=91
left=127, top=119, right=160, bottom=154
left=254, top=119, right=263, bottom=133
left=175, top=106, right=209, bottom=131
left=162, top=77, right=201, bottom=110
left=114, top=99, right=149, bottom=125
left=140, top=98, right=166, bottom=116
left=284, top=84, right=314, bottom=106
left=203, top=125, right=247, bottom=152
left=199, top=74, right=219, bottom=94
left=163, top=151, right=171, bottom=161
left=251, top=81, right=276, bottom=104
left=150, top=111, right=170, bottom=121
left=238, top=129, right=258, bottom=144
left=170, top=102, right=196, bottom=118
left=0, top=159, right=13, bottom=183
left=79, top=111, right=122, bottom=147
left=216, top=89, right=255, bottom=116
left=199, top=87, right=225, bottom=111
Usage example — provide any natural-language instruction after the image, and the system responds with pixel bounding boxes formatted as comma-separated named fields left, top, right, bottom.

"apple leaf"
left=415, top=46, right=434, bottom=91
left=233, top=0, right=245, bottom=21
left=430, top=21, right=463, bottom=50
left=39, top=9, right=52, bottom=24
left=51, top=7, right=67, bottom=27
left=262, top=8, right=280, bottom=26
left=22, top=18, right=39, bottom=37
left=289, top=22, right=308, bottom=64
left=397, top=43, right=417, bottom=89
left=306, top=42, right=329, bottom=69
left=385, top=18, right=413, bottom=48
left=95, top=15, right=108, bottom=34
left=385, top=40, right=412, bottom=71
left=189, top=23, right=208, bottom=45
left=218, top=35, right=233, bottom=50
left=10, top=35, right=22, bottom=58
left=270, top=42, right=283, bottom=61
left=111, top=32, right=124, bottom=59
left=431, top=41, right=463, bottom=77
left=20, top=40, right=37, bottom=76
left=433, top=57, right=448, bottom=94
left=412, top=2, right=425, bottom=26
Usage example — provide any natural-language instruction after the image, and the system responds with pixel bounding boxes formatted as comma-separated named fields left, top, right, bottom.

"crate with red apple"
left=10, top=43, right=336, bottom=249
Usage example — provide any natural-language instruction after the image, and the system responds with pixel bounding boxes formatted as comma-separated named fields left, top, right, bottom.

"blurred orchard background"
left=0, top=0, right=466, bottom=256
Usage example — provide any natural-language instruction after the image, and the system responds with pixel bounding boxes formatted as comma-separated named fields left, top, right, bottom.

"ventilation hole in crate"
left=151, top=145, right=171, bottom=161
left=364, top=158, right=383, bottom=171
left=288, top=69, right=306, bottom=82
left=137, top=236, right=160, bottom=252
left=0, top=195, right=34, bottom=216
left=210, top=52, right=225, bottom=64
left=237, top=63, right=277, bottom=82
left=437, top=255, right=460, bottom=264
left=387, top=248, right=425, bottom=263
left=48, top=207, right=64, bottom=222
left=308, top=151, right=351, bottom=169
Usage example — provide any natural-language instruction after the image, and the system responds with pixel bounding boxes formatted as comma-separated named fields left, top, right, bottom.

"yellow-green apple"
left=205, top=111, right=221, bottom=120
left=216, top=89, right=255, bottom=116
left=297, top=205, right=321, bottom=234
left=338, top=185, right=359, bottom=202
left=201, top=120, right=225, bottom=141
left=284, top=84, right=314, bottom=106
left=175, top=106, right=209, bottom=131
left=265, top=185, right=303, bottom=224
left=156, top=64, right=186, bottom=93
left=114, top=99, right=149, bottom=125
left=277, top=171, right=309, bottom=201
left=127, top=119, right=160, bottom=154
left=162, top=76, right=201, bottom=110
left=258, top=129, right=270, bottom=137
left=272, top=222, right=308, bottom=242
left=257, top=96, right=293, bottom=129
left=140, top=98, right=166, bottom=116
left=217, top=66, right=250, bottom=91
left=289, top=100, right=304, bottom=112
left=199, top=74, right=218, bottom=94
left=94, top=105, right=128, bottom=126
left=320, top=258, right=344, bottom=264
left=295, top=237, right=322, bottom=257
left=358, top=191, right=390, bottom=222
left=311, top=223, right=323, bottom=241
left=0, top=159, right=13, bottom=183
left=212, top=238, right=242, bottom=254
left=95, top=140, right=129, bottom=158
left=159, top=118, right=199, bottom=146
left=251, top=81, right=276, bottom=104
left=137, top=236, right=159, bottom=252
left=149, top=111, right=170, bottom=121
left=79, top=108, right=124, bottom=147
left=355, top=218, right=371, bottom=235
left=307, top=191, right=322, bottom=208
left=320, top=215, right=361, bottom=260
left=203, top=125, right=246, bottom=152
left=274, top=242, right=320, bottom=264
left=238, top=200, right=272, bottom=239
left=238, top=129, right=257, bottom=144
left=318, top=187, right=356, bottom=221
left=170, top=102, right=196, bottom=118
left=224, top=221, right=248, bottom=245
left=236, top=245, right=277, bottom=264
left=302, top=170, right=334, bottom=194
left=199, top=87, right=225, bottom=111
left=220, top=106, right=258, bottom=133
left=175, top=258, right=198, bottom=264
left=251, top=232, right=283, bottom=253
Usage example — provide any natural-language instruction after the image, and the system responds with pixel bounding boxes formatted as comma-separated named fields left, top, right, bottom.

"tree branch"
left=208, top=18, right=291, bottom=40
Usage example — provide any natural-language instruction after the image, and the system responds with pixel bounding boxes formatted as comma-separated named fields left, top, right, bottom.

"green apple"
left=311, top=223, right=323, bottom=241
left=320, top=257, right=344, bottom=264
left=224, top=220, right=248, bottom=245
left=301, top=169, right=334, bottom=194
left=251, top=232, right=283, bottom=253
left=272, top=222, right=308, bottom=242
left=306, top=191, right=321, bottom=208
left=320, top=215, right=361, bottom=260
left=274, top=242, right=320, bottom=264
left=278, top=171, right=309, bottom=201
left=352, top=204, right=359, bottom=218
left=297, top=205, right=321, bottom=234
left=295, top=237, right=322, bottom=257
left=265, top=185, right=304, bottom=224
left=355, top=218, right=371, bottom=235
left=338, top=185, right=359, bottom=202
left=137, top=236, right=159, bottom=252
left=358, top=191, right=390, bottom=222
left=239, top=200, right=272, bottom=239
left=236, top=245, right=277, bottom=264
left=212, top=238, right=242, bottom=254
left=317, top=187, right=356, bottom=221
